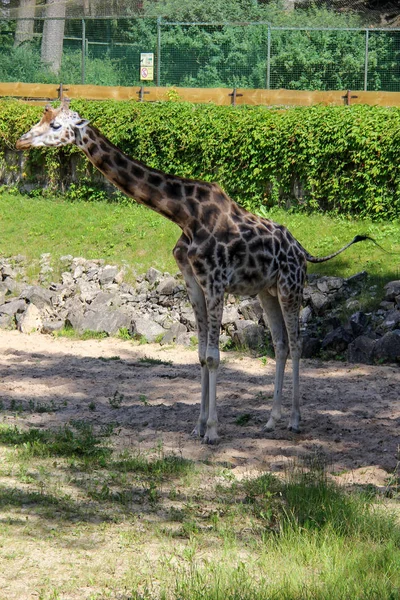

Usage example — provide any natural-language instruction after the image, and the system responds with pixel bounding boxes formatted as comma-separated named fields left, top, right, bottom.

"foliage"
left=4, top=99, right=400, bottom=220
left=0, top=3, right=399, bottom=90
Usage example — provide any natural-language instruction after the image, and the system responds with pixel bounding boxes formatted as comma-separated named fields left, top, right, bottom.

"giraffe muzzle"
left=16, top=134, right=33, bottom=150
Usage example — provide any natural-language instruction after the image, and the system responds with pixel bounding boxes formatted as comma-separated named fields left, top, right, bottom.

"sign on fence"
left=140, top=53, right=154, bottom=81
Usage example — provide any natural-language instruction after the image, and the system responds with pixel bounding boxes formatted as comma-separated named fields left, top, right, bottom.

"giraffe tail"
left=303, top=234, right=386, bottom=264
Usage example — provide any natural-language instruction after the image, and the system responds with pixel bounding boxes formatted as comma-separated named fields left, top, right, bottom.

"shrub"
left=2, top=99, right=400, bottom=219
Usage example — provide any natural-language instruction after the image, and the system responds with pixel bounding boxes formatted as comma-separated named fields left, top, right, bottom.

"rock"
left=90, top=291, right=121, bottom=309
left=18, top=303, right=43, bottom=333
left=349, top=311, right=369, bottom=337
left=130, top=315, right=165, bottom=342
left=0, top=314, right=15, bottom=329
left=300, top=305, right=313, bottom=325
left=99, top=265, right=119, bottom=285
left=321, top=326, right=353, bottom=353
left=316, top=276, right=344, bottom=294
left=145, top=267, right=162, bottom=286
left=61, top=272, right=74, bottom=287
left=373, top=331, right=400, bottom=363
left=309, top=290, right=331, bottom=313
left=232, top=320, right=265, bottom=350
left=381, top=310, right=400, bottom=331
left=347, top=335, right=376, bottom=364
left=221, top=305, right=240, bottom=327
left=78, top=281, right=101, bottom=304
left=42, top=320, right=65, bottom=334
left=301, top=333, right=321, bottom=358
left=0, top=298, right=27, bottom=316
left=384, top=280, right=400, bottom=302
left=65, top=297, right=85, bottom=331
left=346, top=299, right=361, bottom=311
left=76, top=307, right=133, bottom=336
left=345, top=271, right=368, bottom=286
left=156, top=277, right=177, bottom=296
left=2, top=277, right=23, bottom=295
left=20, top=285, right=53, bottom=309
left=180, top=306, right=197, bottom=330
left=238, top=298, right=263, bottom=322
left=161, top=322, right=187, bottom=345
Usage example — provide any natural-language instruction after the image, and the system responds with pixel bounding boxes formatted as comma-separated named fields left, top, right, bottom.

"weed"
left=139, top=355, right=173, bottom=366
left=235, top=413, right=252, bottom=426
left=108, top=391, right=124, bottom=409
left=117, top=327, right=131, bottom=340
left=139, top=394, right=149, bottom=406
left=99, top=355, right=121, bottom=362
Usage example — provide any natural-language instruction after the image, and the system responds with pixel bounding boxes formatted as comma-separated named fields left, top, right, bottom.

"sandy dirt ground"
left=0, top=330, right=398, bottom=486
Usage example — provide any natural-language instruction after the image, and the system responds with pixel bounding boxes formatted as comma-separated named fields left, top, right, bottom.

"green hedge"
left=1, top=99, right=400, bottom=219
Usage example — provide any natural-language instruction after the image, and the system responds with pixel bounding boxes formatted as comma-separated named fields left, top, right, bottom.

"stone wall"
left=0, top=254, right=399, bottom=364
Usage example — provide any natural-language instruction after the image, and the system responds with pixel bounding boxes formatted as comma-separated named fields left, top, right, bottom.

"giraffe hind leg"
left=258, top=291, right=289, bottom=432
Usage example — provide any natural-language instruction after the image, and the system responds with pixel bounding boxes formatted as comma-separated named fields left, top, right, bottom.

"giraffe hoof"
left=288, top=425, right=300, bottom=434
left=202, top=435, right=219, bottom=445
left=263, top=418, right=277, bottom=432
left=192, top=422, right=206, bottom=438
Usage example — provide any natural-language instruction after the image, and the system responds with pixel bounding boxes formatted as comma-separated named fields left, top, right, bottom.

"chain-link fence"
left=1, top=17, right=400, bottom=91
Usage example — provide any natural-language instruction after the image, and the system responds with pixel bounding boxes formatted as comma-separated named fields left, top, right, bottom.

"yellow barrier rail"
left=2, top=82, right=400, bottom=107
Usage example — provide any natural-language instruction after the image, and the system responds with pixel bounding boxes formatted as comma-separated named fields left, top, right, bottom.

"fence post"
left=157, top=16, right=161, bottom=87
left=364, top=29, right=369, bottom=91
left=266, top=24, right=271, bottom=90
left=81, top=19, right=86, bottom=85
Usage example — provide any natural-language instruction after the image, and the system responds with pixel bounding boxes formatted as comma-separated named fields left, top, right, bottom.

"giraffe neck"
left=74, top=124, right=200, bottom=229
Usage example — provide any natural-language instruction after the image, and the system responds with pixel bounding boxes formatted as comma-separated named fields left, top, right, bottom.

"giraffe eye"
left=50, top=121, right=62, bottom=130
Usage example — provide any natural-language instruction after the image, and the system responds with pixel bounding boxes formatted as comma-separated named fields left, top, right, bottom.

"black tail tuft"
left=352, top=234, right=389, bottom=254
left=353, top=234, right=374, bottom=244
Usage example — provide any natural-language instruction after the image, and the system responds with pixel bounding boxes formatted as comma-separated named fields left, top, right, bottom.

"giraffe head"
left=16, top=98, right=89, bottom=150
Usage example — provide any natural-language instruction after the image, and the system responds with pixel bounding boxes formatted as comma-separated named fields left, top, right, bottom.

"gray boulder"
left=347, top=335, right=376, bottom=364
left=18, top=303, right=43, bottom=334
left=373, top=331, right=400, bottom=363
left=232, top=320, right=265, bottom=350
left=129, top=314, right=165, bottom=342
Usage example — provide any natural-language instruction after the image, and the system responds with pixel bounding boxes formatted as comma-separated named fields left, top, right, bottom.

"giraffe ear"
left=75, top=119, right=90, bottom=128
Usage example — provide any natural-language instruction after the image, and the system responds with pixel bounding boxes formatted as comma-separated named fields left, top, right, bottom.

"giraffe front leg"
left=173, top=240, right=211, bottom=440
left=202, top=296, right=224, bottom=445
left=264, top=340, right=288, bottom=432
left=202, top=349, right=219, bottom=444
left=192, top=360, right=209, bottom=438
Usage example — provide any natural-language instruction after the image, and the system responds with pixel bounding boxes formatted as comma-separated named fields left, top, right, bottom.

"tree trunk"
left=14, top=0, right=36, bottom=47
left=41, top=0, right=66, bottom=74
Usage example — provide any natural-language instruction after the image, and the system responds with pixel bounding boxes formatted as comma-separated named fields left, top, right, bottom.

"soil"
left=0, top=330, right=399, bottom=486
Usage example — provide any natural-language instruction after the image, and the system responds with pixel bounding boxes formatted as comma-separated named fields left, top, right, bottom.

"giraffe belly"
left=226, top=271, right=278, bottom=296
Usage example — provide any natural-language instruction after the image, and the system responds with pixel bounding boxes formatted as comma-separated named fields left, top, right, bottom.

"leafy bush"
left=3, top=99, right=400, bottom=219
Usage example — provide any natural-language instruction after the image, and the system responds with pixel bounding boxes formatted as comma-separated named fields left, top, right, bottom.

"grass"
left=0, top=190, right=399, bottom=288
left=0, top=421, right=398, bottom=599
left=0, top=189, right=399, bottom=597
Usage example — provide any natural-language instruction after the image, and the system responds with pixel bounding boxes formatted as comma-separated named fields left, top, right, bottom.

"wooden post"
left=137, top=86, right=150, bottom=102
left=229, top=88, right=243, bottom=106
left=342, top=89, right=358, bottom=105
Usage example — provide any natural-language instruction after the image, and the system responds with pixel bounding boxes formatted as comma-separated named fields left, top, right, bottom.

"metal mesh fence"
left=1, top=17, right=400, bottom=91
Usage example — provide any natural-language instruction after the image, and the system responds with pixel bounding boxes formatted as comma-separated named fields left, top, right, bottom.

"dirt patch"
left=0, top=330, right=399, bottom=484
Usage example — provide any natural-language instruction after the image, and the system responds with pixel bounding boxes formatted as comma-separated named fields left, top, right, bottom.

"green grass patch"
left=0, top=420, right=398, bottom=599
left=0, top=191, right=399, bottom=288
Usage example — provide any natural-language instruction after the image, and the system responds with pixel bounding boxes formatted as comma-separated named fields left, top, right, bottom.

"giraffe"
left=16, top=99, right=376, bottom=443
